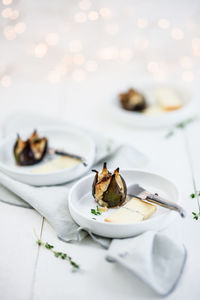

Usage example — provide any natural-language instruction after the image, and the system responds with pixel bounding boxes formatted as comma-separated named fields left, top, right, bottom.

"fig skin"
left=92, top=163, right=127, bottom=208
left=14, top=130, right=48, bottom=166
left=119, top=88, right=146, bottom=112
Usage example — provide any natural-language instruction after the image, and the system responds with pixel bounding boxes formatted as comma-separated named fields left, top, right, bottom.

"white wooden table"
left=0, top=72, right=200, bottom=300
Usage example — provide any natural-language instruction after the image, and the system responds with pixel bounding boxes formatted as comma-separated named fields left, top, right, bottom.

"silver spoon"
left=128, top=184, right=186, bottom=218
left=48, top=148, right=87, bottom=166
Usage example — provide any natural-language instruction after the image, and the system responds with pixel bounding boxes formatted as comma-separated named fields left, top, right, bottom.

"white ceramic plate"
left=69, top=169, right=179, bottom=238
left=0, top=126, right=96, bottom=186
left=111, top=82, right=196, bottom=128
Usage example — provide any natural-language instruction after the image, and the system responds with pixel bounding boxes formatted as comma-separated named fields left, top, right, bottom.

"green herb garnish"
left=36, top=239, right=79, bottom=271
left=190, top=191, right=200, bottom=220
left=106, top=139, right=113, bottom=153
left=165, top=117, right=197, bottom=138
left=192, top=212, right=200, bottom=220
left=91, top=206, right=102, bottom=216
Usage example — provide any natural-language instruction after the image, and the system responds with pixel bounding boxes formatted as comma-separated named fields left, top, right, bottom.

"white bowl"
left=68, top=169, right=179, bottom=238
left=111, top=82, right=196, bottom=128
left=0, top=126, right=96, bottom=186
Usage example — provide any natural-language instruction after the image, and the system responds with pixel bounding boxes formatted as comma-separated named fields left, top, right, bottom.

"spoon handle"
left=146, top=194, right=186, bottom=218
left=48, top=148, right=87, bottom=166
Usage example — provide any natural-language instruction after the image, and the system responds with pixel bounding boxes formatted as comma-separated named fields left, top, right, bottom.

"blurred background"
left=0, top=0, right=199, bottom=130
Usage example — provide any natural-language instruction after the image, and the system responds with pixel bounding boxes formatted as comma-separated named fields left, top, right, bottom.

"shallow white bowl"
left=68, top=169, right=179, bottom=238
left=0, top=126, right=96, bottom=186
left=111, top=82, right=196, bottom=128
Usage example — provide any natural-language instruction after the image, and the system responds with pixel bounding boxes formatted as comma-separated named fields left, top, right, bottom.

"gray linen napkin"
left=0, top=140, right=148, bottom=241
left=106, top=231, right=187, bottom=296
left=0, top=114, right=187, bottom=296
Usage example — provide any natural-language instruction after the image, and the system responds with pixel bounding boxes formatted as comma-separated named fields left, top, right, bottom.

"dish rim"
left=0, top=125, right=96, bottom=177
left=68, top=168, right=179, bottom=227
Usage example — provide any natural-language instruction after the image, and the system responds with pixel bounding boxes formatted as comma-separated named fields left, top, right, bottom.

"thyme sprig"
left=165, top=117, right=197, bottom=138
left=192, top=212, right=200, bottom=220
left=36, top=239, right=79, bottom=271
left=190, top=191, right=200, bottom=220
left=91, top=206, right=102, bottom=216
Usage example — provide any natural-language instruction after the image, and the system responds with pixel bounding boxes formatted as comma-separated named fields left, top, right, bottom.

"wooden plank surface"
left=0, top=77, right=199, bottom=300
left=31, top=127, right=199, bottom=300
left=0, top=203, right=43, bottom=300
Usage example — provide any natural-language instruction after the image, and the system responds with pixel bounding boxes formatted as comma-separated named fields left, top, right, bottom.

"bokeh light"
left=34, top=43, right=47, bottom=58
left=88, top=11, right=99, bottom=21
left=1, top=75, right=12, bottom=87
left=158, top=19, right=170, bottom=29
left=79, top=0, right=91, bottom=11
left=171, top=28, right=184, bottom=40
left=69, top=40, right=83, bottom=52
left=45, top=33, right=59, bottom=46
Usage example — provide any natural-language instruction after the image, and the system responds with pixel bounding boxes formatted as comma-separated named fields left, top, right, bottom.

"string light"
left=147, top=61, right=168, bottom=80
left=69, top=40, right=82, bottom=52
left=134, top=36, right=149, bottom=50
left=85, top=60, right=97, bottom=71
left=79, top=0, right=91, bottom=11
left=2, top=0, right=13, bottom=5
left=106, top=23, right=119, bottom=35
left=99, top=7, right=112, bottom=18
left=72, top=69, right=86, bottom=81
left=158, top=18, right=170, bottom=29
left=34, top=43, right=47, bottom=58
left=62, top=54, right=73, bottom=66
left=147, top=61, right=159, bottom=73
left=55, top=64, right=67, bottom=76
left=182, top=71, right=194, bottom=82
left=2, top=7, right=20, bottom=20
left=137, top=18, right=148, bottom=29
left=59, top=22, right=71, bottom=33
left=179, top=56, right=193, bottom=68
left=119, top=48, right=133, bottom=61
left=48, top=71, right=61, bottom=83
left=3, top=26, right=16, bottom=40
left=0, top=1, right=198, bottom=85
left=14, top=22, right=26, bottom=34
left=152, top=72, right=166, bottom=81
left=171, top=28, right=184, bottom=40
left=1, top=75, right=12, bottom=87
left=192, top=38, right=200, bottom=57
left=1, top=7, right=12, bottom=18
left=10, top=10, right=19, bottom=20
left=74, top=12, right=87, bottom=23
left=147, top=61, right=168, bottom=76
left=88, top=11, right=99, bottom=21
left=45, top=33, right=59, bottom=46
left=186, top=19, right=196, bottom=29
left=98, top=47, right=119, bottom=60
left=73, top=54, right=85, bottom=65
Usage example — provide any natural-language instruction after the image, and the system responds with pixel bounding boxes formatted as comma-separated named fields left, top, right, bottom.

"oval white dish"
left=111, top=82, right=196, bottom=128
left=68, top=169, right=179, bottom=238
left=0, top=126, right=96, bottom=186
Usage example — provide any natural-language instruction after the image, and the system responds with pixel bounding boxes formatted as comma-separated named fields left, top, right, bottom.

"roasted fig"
left=119, top=88, right=146, bottom=112
left=14, top=130, right=48, bottom=166
left=92, top=163, right=127, bottom=208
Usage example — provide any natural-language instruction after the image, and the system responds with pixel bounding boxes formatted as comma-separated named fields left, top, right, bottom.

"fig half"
left=92, top=163, right=127, bottom=208
left=119, top=88, right=146, bottom=112
left=14, top=130, right=48, bottom=166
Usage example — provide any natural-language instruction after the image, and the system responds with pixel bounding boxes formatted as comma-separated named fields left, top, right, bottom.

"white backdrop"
left=0, top=0, right=199, bottom=129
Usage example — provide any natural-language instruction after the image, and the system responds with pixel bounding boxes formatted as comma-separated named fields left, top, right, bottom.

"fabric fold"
left=0, top=114, right=187, bottom=296
left=106, top=231, right=187, bottom=296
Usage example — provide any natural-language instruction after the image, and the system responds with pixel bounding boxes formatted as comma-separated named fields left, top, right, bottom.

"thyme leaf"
left=91, top=206, right=102, bottom=216
left=165, top=117, right=197, bottom=138
left=36, top=238, right=79, bottom=271
left=190, top=191, right=200, bottom=220
left=192, top=212, right=200, bottom=220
